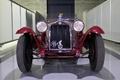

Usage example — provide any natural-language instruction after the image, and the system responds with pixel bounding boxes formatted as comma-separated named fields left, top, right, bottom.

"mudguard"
left=16, top=27, right=35, bottom=35
left=85, top=26, right=104, bottom=35
left=16, top=26, right=46, bottom=57
left=78, top=26, right=104, bottom=50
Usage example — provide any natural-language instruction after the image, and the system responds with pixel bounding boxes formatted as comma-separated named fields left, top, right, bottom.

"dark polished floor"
left=0, top=49, right=120, bottom=80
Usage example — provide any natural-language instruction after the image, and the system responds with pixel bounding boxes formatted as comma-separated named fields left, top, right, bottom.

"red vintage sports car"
left=16, top=14, right=105, bottom=73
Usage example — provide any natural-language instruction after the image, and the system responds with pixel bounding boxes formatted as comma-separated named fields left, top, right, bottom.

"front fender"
left=16, top=27, right=35, bottom=35
left=78, top=26, right=104, bottom=50
left=85, top=26, right=104, bottom=35
left=83, top=26, right=105, bottom=44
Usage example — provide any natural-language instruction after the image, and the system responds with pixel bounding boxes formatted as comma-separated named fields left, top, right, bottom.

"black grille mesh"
left=50, top=24, right=71, bottom=49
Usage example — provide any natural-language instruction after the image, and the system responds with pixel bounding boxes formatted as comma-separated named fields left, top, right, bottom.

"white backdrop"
left=111, top=0, right=120, bottom=42
left=12, top=3, right=21, bottom=40
left=86, top=0, right=120, bottom=43
left=21, top=7, right=27, bottom=27
left=86, top=9, right=95, bottom=29
left=0, top=0, right=12, bottom=43
left=0, top=1, right=36, bottom=44
left=94, top=5, right=102, bottom=28
left=32, top=13, right=36, bottom=32
left=101, top=0, right=111, bottom=40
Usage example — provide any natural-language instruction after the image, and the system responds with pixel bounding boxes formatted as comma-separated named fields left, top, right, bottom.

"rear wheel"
left=89, top=34, right=105, bottom=72
left=16, top=34, right=33, bottom=73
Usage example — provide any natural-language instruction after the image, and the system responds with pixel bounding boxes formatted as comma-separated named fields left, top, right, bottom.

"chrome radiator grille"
left=49, top=23, right=71, bottom=50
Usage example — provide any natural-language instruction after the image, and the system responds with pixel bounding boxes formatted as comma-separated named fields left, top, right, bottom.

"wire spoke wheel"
left=89, top=34, right=105, bottom=72
left=16, top=34, right=33, bottom=73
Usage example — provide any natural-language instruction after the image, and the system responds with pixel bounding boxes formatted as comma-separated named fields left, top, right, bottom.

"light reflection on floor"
left=0, top=50, right=120, bottom=80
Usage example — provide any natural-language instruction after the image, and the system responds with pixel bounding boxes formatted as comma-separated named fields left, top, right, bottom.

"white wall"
left=0, top=0, right=12, bottom=43
left=21, top=7, right=27, bottom=27
left=95, top=5, right=102, bottom=28
left=12, top=3, right=21, bottom=40
left=86, top=0, right=120, bottom=43
left=101, top=0, right=111, bottom=40
left=32, top=13, right=36, bottom=32
left=111, top=0, right=120, bottom=42
left=83, top=11, right=87, bottom=32
left=86, top=9, right=95, bottom=29
left=0, top=1, right=36, bottom=44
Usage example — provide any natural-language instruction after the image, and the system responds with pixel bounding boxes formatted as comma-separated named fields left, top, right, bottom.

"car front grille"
left=49, top=23, right=71, bottom=50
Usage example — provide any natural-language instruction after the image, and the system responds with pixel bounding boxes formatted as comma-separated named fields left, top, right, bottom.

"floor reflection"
left=4, top=58, right=115, bottom=80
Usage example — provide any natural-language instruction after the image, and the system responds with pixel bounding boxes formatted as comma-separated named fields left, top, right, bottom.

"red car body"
left=16, top=25, right=104, bottom=58
left=16, top=18, right=105, bottom=73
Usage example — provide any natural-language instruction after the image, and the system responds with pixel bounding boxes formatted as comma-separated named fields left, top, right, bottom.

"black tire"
left=16, top=34, right=33, bottom=73
left=89, top=34, right=105, bottom=72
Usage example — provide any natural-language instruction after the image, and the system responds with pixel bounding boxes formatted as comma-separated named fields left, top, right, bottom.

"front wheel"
left=89, top=34, right=105, bottom=72
left=16, top=34, right=33, bottom=73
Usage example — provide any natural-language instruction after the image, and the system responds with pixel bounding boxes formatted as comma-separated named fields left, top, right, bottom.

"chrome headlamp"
left=73, top=21, right=84, bottom=32
left=36, top=21, right=47, bottom=32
